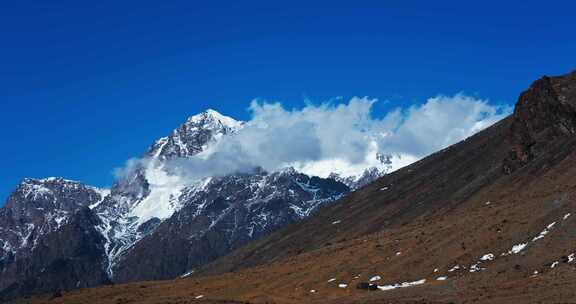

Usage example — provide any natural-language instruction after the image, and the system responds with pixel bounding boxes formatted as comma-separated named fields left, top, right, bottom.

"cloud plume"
left=149, top=94, right=511, bottom=183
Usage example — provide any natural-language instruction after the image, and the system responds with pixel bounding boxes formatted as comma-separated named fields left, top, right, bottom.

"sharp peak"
left=188, top=108, right=234, bottom=121
left=192, top=108, right=222, bottom=116
left=183, top=108, right=243, bottom=129
left=204, top=108, right=223, bottom=115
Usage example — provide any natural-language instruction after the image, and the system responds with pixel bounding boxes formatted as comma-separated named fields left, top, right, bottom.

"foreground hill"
left=13, top=70, right=576, bottom=304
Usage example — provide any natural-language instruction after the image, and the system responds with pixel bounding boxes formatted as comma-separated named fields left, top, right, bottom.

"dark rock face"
left=504, top=71, right=576, bottom=173
left=0, top=179, right=108, bottom=300
left=0, top=207, right=109, bottom=301
left=113, top=169, right=348, bottom=282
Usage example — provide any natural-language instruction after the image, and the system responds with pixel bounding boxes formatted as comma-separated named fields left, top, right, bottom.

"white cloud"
left=378, top=94, right=510, bottom=157
left=160, top=94, right=510, bottom=182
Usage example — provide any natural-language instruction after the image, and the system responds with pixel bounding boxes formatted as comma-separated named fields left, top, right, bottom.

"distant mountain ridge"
left=0, top=108, right=388, bottom=299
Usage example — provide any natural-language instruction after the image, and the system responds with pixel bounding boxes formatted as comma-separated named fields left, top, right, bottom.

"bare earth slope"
left=13, top=70, right=576, bottom=304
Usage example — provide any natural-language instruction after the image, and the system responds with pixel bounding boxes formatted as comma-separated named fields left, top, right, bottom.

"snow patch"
left=180, top=270, right=195, bottom=278
left=504, top=243, right=527, bottom=255
left=89, top=188, right=111, bottom=209
left=532, top=222, right=556, bottom=242
left=377, top=279, right=426, bottom=291
left=480, top=253, right=495, bottom=261
left=469, top=263, right=483, bottom=273
left=550, top=261, right=559, bottom=268
left=190, top=109, right=243, bottom=130
left=22, top=183, right=53, bottom=201
left=448, top=265, right=460, bottom=272
left=502, top=218, right=565, bottom=258
left=130, top=162, right=185, bottom=225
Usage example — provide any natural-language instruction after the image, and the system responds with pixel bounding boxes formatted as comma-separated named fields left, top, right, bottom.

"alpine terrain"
left=0, top=109, right=391, bottom=300
left=11, top=70, right=576, bottom=304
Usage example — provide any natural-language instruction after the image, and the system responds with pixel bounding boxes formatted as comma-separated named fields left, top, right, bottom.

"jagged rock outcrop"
left=504, top=71, right=576, bottom=173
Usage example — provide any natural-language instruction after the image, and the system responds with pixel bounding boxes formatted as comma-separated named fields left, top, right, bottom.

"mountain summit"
left=148, top=109, right=243, bottom=159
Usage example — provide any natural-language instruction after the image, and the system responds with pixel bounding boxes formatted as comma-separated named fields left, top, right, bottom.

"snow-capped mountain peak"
left=147, top=109, right=243, bottom=159
left=0, top=108, right=388, bottom=296
left=186, top=109, right=243, bottom=130
left=0, top=176, right=109, bottom=266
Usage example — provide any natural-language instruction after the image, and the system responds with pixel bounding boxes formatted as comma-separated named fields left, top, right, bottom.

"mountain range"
left=0, top=109, right=391, bottom=300
left=6, top=70, right=576, bottom=303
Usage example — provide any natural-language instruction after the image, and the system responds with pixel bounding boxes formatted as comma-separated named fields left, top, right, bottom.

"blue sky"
left=1, top=0, right=575, bottom=203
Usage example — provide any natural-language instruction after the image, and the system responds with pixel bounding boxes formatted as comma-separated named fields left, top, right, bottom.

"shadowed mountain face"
left=112, top=169, right=349, bottom=282
left=504, top=72, right=576, bottom=172
left=0, top=179, right=109, bottom=296
left=17, top=71, right=576, bottom=304
left=1, top=109, right=380, bottom=300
